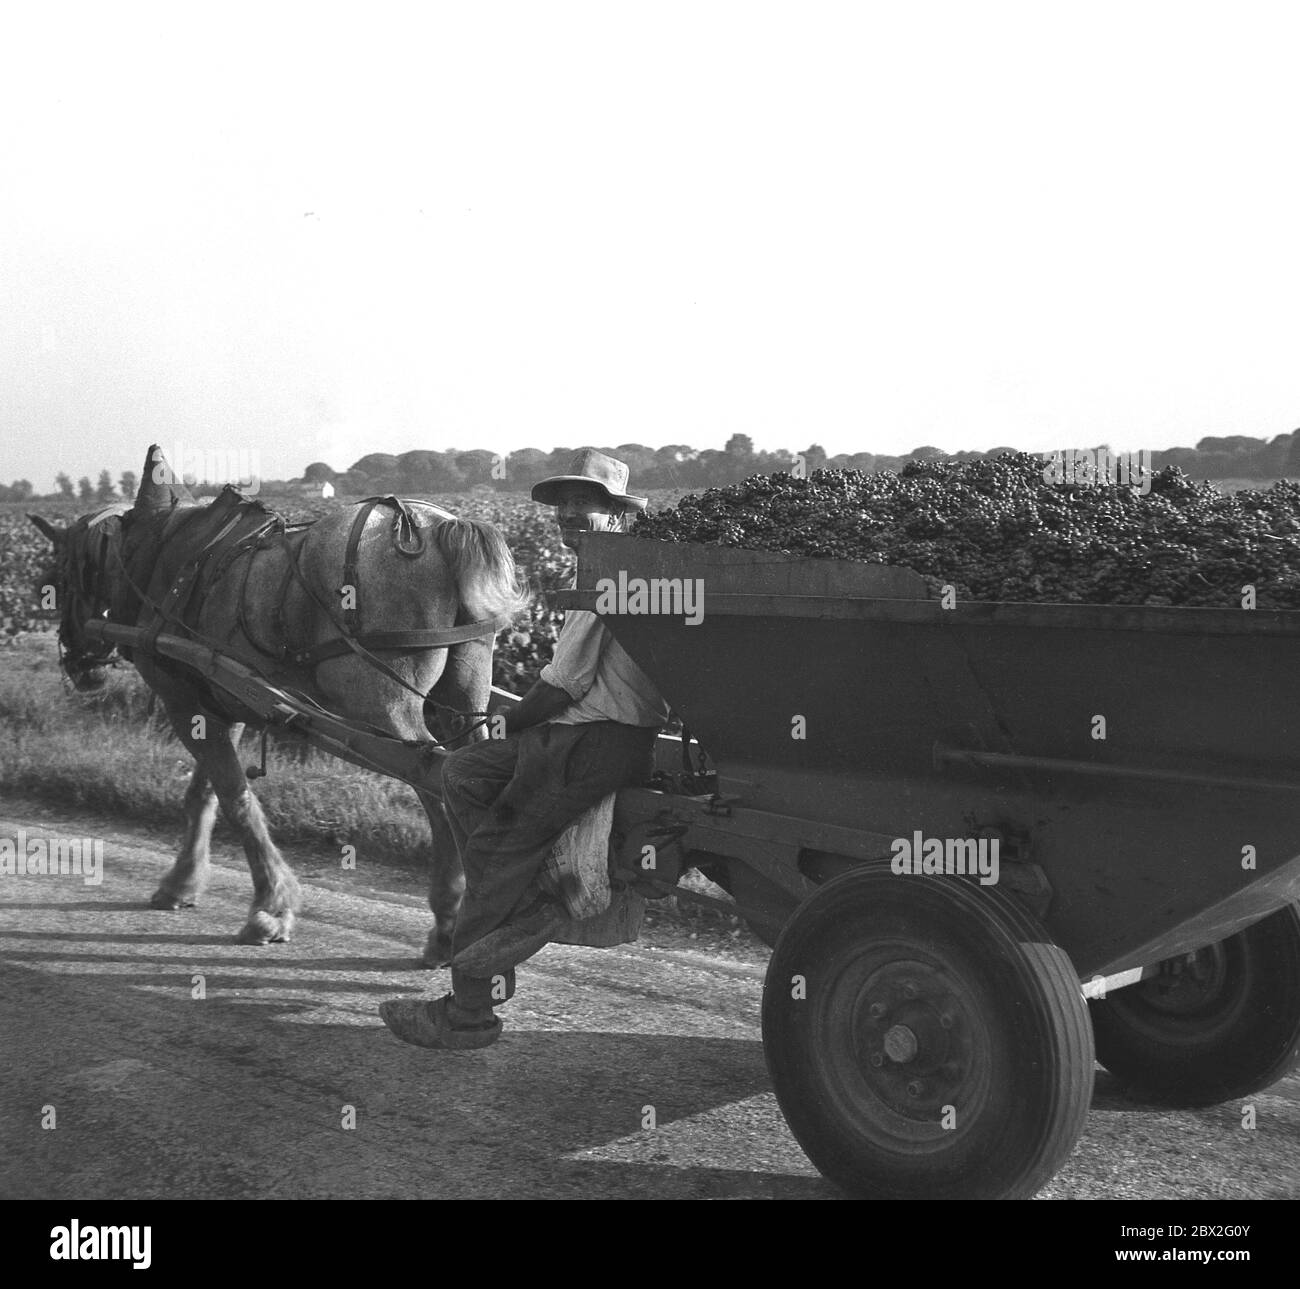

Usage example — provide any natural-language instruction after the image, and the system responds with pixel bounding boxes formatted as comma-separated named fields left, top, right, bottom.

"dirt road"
left=2, top=804, right=1297, bottom=1200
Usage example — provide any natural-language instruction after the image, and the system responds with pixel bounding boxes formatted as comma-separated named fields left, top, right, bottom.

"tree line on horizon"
left=1, top=469, right=138, bottom=505
left=302, top=429, right=1300, bottom=495
left=7, top=429, right=1300, bottom=502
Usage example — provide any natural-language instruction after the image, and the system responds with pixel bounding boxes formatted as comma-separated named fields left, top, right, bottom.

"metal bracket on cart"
left=969, top=822, right=1053, bottom=920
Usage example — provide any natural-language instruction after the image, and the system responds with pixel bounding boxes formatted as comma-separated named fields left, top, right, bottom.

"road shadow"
left=0, top=901, right=170, bottom=913
left=0, top=927, right=239, bottom=944
left=1090, top=1067, right=1300, bottom=1116
left=262, top=1024, right=840, bottom=1199
left=0, top=941, right=432, bottom=978
left=2, top=952, right=831, bottom=1199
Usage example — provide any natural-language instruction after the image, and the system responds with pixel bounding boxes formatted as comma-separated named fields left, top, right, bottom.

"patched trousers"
left=442, top=720, right=658, bottom=1009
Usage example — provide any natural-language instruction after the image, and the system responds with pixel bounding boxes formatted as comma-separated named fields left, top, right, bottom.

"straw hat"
left=530, top=449, right=647, bottom=510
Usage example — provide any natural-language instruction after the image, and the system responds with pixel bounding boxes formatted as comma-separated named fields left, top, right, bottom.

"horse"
left=28, top=445, right=527, bottom=964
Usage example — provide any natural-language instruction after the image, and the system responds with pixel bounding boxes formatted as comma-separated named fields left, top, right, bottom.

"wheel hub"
left=853, top=961, right=982, bottom=1119
left=883, top=1024, right=919, bottom=1063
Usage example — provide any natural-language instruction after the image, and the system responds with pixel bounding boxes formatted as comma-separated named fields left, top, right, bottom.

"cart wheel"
left=1089, top=903, right=1300, bottom=1107
left=762, top=864, right=1094, bottom=1200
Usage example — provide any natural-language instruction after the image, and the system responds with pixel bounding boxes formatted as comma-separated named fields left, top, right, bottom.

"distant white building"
left=321, top=481, right=335, bottom=499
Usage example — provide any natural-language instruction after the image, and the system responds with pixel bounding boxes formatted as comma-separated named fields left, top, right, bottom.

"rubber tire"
left=1090, top=903, right=1300, bottom=1107
left=762, top=863, right=1094, bottom=1200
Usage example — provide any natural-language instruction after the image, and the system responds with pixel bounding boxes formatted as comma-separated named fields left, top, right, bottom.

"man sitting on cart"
left=379, top=449, right=670, bottom=1050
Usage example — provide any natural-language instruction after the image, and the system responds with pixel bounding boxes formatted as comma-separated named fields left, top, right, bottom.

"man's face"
left=553, top=483, right=622, bottom=550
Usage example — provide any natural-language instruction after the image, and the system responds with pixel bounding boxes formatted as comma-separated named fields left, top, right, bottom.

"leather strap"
left=290, top=617, right=515, bottom=668
left=367, top=494, right=427, bottom=557
left=341, top=499, right=378, bottom=633
left=340, top=497, right=428, bottom=636
left=141, top=508, right=249, bottom=655
left=269, top=528, right=310, bottom=658
left=282, top=549, right=509, bottom=702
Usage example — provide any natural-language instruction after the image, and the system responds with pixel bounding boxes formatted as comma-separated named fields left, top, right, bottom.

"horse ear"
left=28, top=513, right=66, bottom=546
left=132, top=444, right=194, bottom=512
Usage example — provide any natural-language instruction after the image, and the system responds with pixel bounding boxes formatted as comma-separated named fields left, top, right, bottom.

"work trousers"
left=442, top=720, right=658, bottom=1009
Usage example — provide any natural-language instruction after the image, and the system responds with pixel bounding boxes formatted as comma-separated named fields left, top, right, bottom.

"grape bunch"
left=631, top=454, right=1300, bottom=609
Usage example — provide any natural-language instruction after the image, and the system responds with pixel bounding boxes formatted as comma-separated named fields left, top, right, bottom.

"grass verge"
left=0, top=636, right=431, bottom=861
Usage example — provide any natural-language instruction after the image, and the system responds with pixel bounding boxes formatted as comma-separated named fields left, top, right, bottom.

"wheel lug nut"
left=907, top=1080, right=923, bottom=1097
left=902, top=983, right=919, bottom=999
left=939, top=1014, right=953, bottom=1029
left=870, top=1053, right=884, bottom=1068
left=868, top=1003, right=886, bottom=1019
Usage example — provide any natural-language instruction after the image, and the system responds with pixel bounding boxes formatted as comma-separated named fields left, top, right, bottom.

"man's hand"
left=501, top=680, right=573, bottom=733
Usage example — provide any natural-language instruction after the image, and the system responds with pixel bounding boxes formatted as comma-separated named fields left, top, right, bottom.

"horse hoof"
left=238, top=911, right=293, bottom=944
left=150, top=889, right=196, bottom=910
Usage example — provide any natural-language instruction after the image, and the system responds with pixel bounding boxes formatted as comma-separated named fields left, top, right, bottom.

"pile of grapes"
left=631, top=453, right=1300, bottom=608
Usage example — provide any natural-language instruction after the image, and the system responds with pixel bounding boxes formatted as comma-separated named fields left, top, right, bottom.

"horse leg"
left=419, top=637, right=493, bottom=966
left=416, top=788, right=464, bottom=968
left=167, top=712, right=303, bottom=943
left=150, top=766, right=218, bottom=909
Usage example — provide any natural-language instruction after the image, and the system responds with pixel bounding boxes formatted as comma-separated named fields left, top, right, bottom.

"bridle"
left=52, top=504, right=131, bottom=683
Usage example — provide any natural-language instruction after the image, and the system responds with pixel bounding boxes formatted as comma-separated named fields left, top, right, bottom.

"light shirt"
left=541, top=607, right=670, bottom=728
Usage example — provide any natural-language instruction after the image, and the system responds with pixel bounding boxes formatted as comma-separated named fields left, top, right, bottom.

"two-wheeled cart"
left=564, top=533, right=1300, bottom=1199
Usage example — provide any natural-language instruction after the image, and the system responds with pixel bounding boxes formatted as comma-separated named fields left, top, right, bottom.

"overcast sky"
left=3, top=2, right=1299, bottom=491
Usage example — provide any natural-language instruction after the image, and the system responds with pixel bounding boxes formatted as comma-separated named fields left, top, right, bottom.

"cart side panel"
left=573, top=534, right=1300, bottom=976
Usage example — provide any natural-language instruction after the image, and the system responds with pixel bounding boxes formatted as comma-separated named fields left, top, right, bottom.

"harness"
left=272, top=497, right=512, bottom=670
left=56, top=503, right=132, bottom=670
left=67, top=489, right=512, bottom=731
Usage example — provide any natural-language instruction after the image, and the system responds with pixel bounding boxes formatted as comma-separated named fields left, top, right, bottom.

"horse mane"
left=413, top=503, right=530, bottom=622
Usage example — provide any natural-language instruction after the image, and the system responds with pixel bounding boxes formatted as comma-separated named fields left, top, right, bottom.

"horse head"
left=27, top=443, right=194, bottom=690
left=29, top=505, right=132, bottom=690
